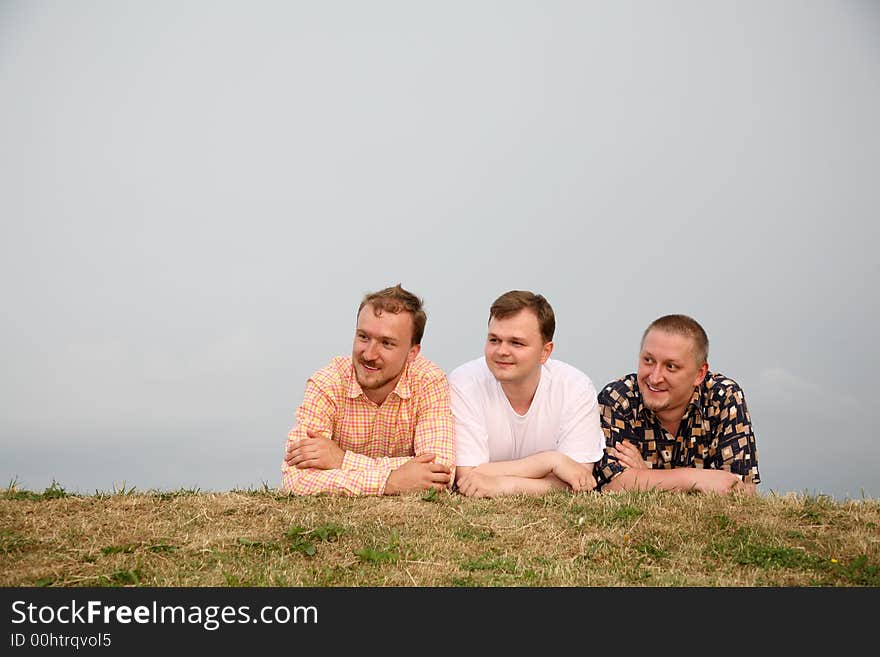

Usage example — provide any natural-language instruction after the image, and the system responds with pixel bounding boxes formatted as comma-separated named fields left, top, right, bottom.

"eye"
left=488, top=337, right=498, bottom=344
left=642, top=357, right=653, bottom=365
left=512, top=341, right=524, bottom=347
left=667, top=364, right=678, bottom=371
left=382, top=340, right=394, bottom=348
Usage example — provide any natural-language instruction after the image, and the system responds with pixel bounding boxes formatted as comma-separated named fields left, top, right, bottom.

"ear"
left=407, top=343, right=421, bottom=363
left=540, top=341, right=554, bottom=364
left=693, top=362, right=708, bottom=387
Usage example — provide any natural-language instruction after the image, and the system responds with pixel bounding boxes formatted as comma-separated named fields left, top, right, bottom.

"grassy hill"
left=2, top=483, right=878, bottom=587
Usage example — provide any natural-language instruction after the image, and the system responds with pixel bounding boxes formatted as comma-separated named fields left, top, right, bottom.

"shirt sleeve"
left=710, top=382, right=761, bottom=484
left=593, top=386, right=630, bottom=489
left=280, top=378, right=395, bottom=496
left=555, top=376, right=607, bottom=464
left=338, top=451, right=410, bottom=472
left=413, top=370, right=455, bottom=471
left=336, top=369, right=453, bottom=474
left=449, top=377, right=490, bottom=467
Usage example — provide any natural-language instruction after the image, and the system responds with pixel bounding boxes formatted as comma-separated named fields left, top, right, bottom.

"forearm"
left=345, top=452, right=453, bottom=488
left=472, top=452, right=560, bottom=479
left=603, top=468, right=752, bottom=494
left=341, top=451, right=414, bottom=472
left=495, top=473, right=569, bottom=496
left=280, top=462, right=392, bottom=496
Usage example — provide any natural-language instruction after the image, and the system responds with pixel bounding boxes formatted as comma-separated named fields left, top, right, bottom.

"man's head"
left=637, top=314, right=709, bottom=419
left=484, top=291, right=555, bottom=386
left=352, top=284, right=425, bottom=402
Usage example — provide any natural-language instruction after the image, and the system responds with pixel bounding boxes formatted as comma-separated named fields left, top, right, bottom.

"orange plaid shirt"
left=281, top=354, right=455, bottom=495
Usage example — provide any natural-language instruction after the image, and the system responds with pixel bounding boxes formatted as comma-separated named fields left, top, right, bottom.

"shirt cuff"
left=341, top=450, right=373, bottom=471
left=340, top=451, right=394, bottom=495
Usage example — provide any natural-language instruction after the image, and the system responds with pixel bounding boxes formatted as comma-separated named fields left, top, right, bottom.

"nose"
left=363, top=339, right=378, bottom=362
left=648, top=363, right=663, bottom=383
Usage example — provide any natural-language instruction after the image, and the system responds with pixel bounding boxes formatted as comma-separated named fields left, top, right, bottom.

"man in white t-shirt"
left=449, top=290, right=605, bottom=497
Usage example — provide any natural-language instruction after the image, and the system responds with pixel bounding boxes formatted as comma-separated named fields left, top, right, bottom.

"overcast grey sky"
left=2, top=1, right=878, bottom=499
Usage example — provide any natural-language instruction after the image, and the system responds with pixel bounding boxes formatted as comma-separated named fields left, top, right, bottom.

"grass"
left=1, top=483, right=878, bottom=587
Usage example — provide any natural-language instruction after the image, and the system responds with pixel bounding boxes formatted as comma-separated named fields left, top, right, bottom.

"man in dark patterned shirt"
left=594, top=314, right=760, bottom=494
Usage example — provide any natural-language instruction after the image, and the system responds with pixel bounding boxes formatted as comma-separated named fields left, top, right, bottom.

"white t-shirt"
left=449, top=357, right=606, bottom=467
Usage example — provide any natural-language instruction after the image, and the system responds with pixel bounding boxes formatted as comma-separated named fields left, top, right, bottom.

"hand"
left=285, top=430, right=345, bottom=470
left=673, top=469, right=753, bottom=494
left=456, top=470, right=506, bottom=498
left=607, top=439, right=648, bottom=470
left=734, top=481, right=757, bottom=495
left=552, top=456, right=596, bottom=492
left=384, top=453, right=452, bottom=495
left=728, top=476, right=757, bottom=495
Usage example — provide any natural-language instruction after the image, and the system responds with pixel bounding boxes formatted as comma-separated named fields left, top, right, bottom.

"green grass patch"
left=577, top=539, right=614, bottom=560
left=100, top=568, right=143, bottom=586
left=41, top=481, right=69, bottom=499
left=736, top=543, right=810, bottom=569
left=711, top=513, right=732, bottom=530
left=788, top=494, right=835, bottom=524
left=151, top=487, right=202, bottom=501
left=3, top=479, right=69, bottom=501
left=147, top=543, right=178, bottom=553
left=833, top=555, right=880, bottom=586
left=610, top=505, right=644, bottom=523
left=462, top=554, right=518, bottom=573
left=237, top=538, right=281, bottom=552
left=310, top=523, right=345, bottom=542
left=101, top=543, right=139, bottom=556
left=354, top=530, right=399, bottom=564
left=285, top=527, right=317, bottom=556
left=0, top=530, right=32, bottom=554
left=632, top=541, right=669, bottom=560
left=353, top=546, right=397, bottom=563
left=454, top=526, right=496, bottom=541
left=710, top=528, right=814, bottom=570
left=283, top=523, right=345, bottom=557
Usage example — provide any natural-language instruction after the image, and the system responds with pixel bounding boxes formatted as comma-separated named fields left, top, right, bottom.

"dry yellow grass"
left=2, top=486, right=878, bottom=587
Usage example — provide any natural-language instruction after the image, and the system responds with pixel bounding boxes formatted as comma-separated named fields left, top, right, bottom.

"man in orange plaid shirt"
left=281, top=284, right=454, bottom=495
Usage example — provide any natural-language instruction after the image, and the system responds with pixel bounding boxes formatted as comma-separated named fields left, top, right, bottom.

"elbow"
left=280, top=465, right=293, bottom=494
left=725, top=476, right=757, bottom=496
left=600, top=477, right=627, bottom=493
left=598, top=468, right=633, bottom=492
left=280, top=466, right=312, bottom=496
left=280, top=473, right=301, bottom=496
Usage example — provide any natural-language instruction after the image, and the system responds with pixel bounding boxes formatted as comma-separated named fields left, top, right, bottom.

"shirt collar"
left=346, top=366, right=364, bottom=399
left=392, top=363, right=413, bottom=399
left=346, top=359, right=413, bottom=400
left=680, top=388, right=702, bottom=422
left=638, top=382, right=703, bottom=425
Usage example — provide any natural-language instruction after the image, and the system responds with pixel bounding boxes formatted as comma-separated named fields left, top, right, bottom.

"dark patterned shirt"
left=594, top=372, right=760, bottom=490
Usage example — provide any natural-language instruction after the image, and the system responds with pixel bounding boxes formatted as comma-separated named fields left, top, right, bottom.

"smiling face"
left=484, top=309, right=553, bottom=389
left=637, top=328, right=708, bottom=423
left=352, top=303, right=420, bottom=404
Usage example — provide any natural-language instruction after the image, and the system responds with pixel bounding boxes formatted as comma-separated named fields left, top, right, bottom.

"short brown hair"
left=358, top=284, right=427, bottom=346
left=489, top=290, right=555, bottom=343
left=642, top=314, right=709, bottom=365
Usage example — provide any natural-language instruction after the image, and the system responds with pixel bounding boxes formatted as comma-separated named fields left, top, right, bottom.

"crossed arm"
left=284, top=430, right=452, bottom=495
left=281, top=375, right=454, bottom=496
left=603, top=440, right=756, bottom=494
left=455, top=451, right=596, bottom=498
